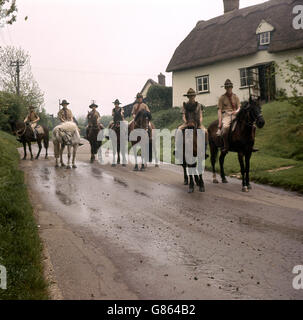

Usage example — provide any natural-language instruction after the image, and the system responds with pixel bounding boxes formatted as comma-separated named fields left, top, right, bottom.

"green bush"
left=146, top=85, right=172, bottom=112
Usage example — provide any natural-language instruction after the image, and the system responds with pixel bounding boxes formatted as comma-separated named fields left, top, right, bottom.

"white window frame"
left=196, top=75, right=209, bottom=93
left=239, top=68, right=253, bottom=88
left=260, top=31, right=271, bottom=45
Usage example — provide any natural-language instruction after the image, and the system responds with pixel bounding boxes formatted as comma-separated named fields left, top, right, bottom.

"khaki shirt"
left=218, top=93, right=241, bottom=113
left=181, top=102, right=203, bottom=126
left=87, top=110, right=101, bottom=125
left=132, top=103, right=150, bottom=117
left=25, top=111, right=39, bottom=123
left=58, top=108, right=73, bottom=122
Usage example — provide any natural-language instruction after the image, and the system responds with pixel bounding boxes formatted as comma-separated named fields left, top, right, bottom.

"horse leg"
left=28, top=142, right=34, bottom=160
left=238, top=152, right=248, bottom=192
left=36, top=139, right=42, bottom=159
left=140, top=142, right=146, bottom=171
left=60, top=144, right=66, bottom=167
left=22, top=141, right=27, bottom=160
left=133, top=145, right=139, bottom=171
left=117, top=141, right=121, bottom=165
left=199, top=174, right=205, bottom=192
left=43, top=133, right=49, bottom=159
left=210, top=143, right=219, bottom=184
left=72, top=145, right=78, bottom=169
left=182, top=164, right=188, bottom=185
left=219, top=151, right=228, bottom=183
left=245, top=152, right=252, bottom=190
left=66, top=145, right=71, bottom=169
left=188, top=174, right=194, bottom=193
left=112, top=142, right=117, bottom=167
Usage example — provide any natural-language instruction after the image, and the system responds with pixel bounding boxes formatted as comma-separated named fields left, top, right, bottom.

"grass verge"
left=0, top=130, right=48, bottom=299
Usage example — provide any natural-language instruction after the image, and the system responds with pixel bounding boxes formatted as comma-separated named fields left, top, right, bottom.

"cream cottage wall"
left=172, top=48, right=303, bottom=107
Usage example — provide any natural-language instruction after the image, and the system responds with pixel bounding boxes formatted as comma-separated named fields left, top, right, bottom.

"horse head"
left=134, top=110, right=151, bottom=131
left=186, top=120, right=197, bottom=130
left=240, top=98, right=265, bottom=129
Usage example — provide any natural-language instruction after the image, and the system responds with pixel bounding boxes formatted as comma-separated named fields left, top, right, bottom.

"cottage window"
left=260, top=31, right=270, bottom=45
left=196, top=75, right=209, bottom=93
left=240, top=68, right=253, bottom=88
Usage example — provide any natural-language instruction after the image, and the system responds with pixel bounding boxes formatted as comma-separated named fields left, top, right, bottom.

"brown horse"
left=175, top=120, right=206, bottom=193
left=10, top=120, right=49, bottom=160
left=208, top=98, right=265, bottom=192
left=86, top=118, right=103, bottom=163
left=128, top=110, right=158, bottom=171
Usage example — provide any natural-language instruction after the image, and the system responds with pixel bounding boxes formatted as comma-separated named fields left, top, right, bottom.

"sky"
left=0, top=0, right=268, bottom=117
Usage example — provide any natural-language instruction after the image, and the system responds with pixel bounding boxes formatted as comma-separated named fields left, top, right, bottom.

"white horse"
left=52, top=122, right=81, bottom=169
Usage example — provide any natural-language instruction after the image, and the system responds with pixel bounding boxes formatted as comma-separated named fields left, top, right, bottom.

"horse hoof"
left=30, top=158, right=34, bottom=161
left=213, top=179, right=219, bottom=184
left=133, top=166, right=139, bottom=172
left=55, top=164, right=59, bottom=168
left=199, top=186, right=205, bottom=192
left=247, top=184, right=252, bottom=190
left=66, top=165, right=71, bottom=170
left=155, top=164, right=159, bottom=168
left=140, top=166, right=145, bottom=171
left=122, top=164, right=127, bottom=167
left=61, top=164, right=66, bottom=168
left=222, top=178, right=228, bottom=184
left=22, top=158, right=26, bottom=161
left=188, top=187, right=194, bottom=193
left=242, top=186, right=249, bottom=192
left=35, top=157, right=39, bottom=160
left=111, top=164, right=116, bottom=167
left=72, top=165, right=77, bottom=169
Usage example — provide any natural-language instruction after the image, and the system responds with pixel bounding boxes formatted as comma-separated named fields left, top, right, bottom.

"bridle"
left=242, top=103, right=263, bottom=128
left=15, top=123, right=27, bottom=137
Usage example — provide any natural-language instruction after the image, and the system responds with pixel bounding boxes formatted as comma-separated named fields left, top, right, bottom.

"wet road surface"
left=19, top=142, right=303, bottom=299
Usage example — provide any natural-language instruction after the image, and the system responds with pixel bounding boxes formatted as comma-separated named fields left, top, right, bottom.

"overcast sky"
left=1, top=0, right=268, bottom=117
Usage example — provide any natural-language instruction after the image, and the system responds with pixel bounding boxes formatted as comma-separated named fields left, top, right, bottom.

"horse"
left=86, top=118, right=103, bottom=163
left=52, top=121, right=81, bottom=169
left=108, top=119, right=127, bottom=167
left=208, top=98, right=265, bottom=192
left=10, top=120, right=49, bottom=160
left=175, top=120, right=206, bottom=193
left=128, top=109, right=159, bottom=171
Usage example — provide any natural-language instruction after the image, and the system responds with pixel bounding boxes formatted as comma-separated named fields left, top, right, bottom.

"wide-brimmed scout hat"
left=223, top=79, right=233, bottom=88
left=89, top=103, right=99, bottom=109
left=60, top=99, right=70, bottom=106
left=113, top=99, right=122, bottom=105
left=136, top=93, right=143, bottom=99
left=183, top=88, right=197, bottom=97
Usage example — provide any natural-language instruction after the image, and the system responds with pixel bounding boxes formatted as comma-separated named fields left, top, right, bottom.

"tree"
left=0, top=0, right=17, bottom=25
left=146, top=85, right=172, bottom=112
left=279, top=56, right=303, bottom=112
left=0, top=46, right=44, bottom=109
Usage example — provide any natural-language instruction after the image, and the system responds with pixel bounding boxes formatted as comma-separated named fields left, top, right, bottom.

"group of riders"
left=21, top=78, right=257, bottom=156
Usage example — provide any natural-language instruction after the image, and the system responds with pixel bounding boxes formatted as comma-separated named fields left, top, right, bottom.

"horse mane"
left=134, top=109, right=152, bottom=123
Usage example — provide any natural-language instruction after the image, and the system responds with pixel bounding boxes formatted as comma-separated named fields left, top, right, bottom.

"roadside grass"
left=0, top=130, right=48, bottom=299
left=151, top=101, right=303, bottom=193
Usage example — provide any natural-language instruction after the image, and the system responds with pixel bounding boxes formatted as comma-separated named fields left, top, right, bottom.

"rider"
left=178, top=88, right=209, bottom=158
left=24, top=105, right=40, bottom=139
left=57, top=99, right=83, bottom=145
left=128, top=93, right=152, bottom=131
left=217, top=79, right=241, bottom=153
left=108, top=99, right=124, bottom=129
left=85, top=102, right=102, bottom=139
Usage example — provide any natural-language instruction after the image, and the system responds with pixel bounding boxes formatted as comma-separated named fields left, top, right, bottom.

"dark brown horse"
left=128, top=110, right=158, bottom=171
left=10, top=120, right=49, bottom=160
left=175, top=120, right=206, bottom=193
left=208, top=98, right=265, bottom=192
left=86, top=118, right=103, bottom=163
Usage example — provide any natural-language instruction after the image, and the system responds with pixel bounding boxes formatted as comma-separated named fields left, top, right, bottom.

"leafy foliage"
left=146, top=85, right=172, bottom=112
left=0, top=0, right=17, bottom=25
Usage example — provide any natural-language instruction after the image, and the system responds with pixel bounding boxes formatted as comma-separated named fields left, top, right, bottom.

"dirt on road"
left=19, top=142, right=303, bottom=300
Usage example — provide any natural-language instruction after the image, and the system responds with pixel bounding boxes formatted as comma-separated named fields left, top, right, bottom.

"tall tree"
left=0, top=0, right=17, bottom=25
left=0, top=46, right=44, bottom=109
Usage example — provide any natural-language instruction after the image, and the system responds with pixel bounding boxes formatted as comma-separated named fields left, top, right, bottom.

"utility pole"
left=10, top=60, right=25, bottom=95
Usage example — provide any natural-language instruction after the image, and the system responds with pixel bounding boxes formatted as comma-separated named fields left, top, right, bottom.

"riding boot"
left=222, top=131, right=229, bottom=153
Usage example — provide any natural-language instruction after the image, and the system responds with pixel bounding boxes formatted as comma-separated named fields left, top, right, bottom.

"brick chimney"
left=158, top=73, right=166, bottom=86
left=223, top=0, right=239, bottom=14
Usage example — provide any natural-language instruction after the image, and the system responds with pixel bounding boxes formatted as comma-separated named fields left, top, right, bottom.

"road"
left=19, top=141, right=303, bottom=300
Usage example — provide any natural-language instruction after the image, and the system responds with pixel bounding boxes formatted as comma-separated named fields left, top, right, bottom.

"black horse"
left=10, top=120, right=49, bottom=160
left=208, top=98, right=265, bottom=192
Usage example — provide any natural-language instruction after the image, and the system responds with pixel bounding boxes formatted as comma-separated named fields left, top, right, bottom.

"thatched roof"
left=166, top=0, right=303, bottom=72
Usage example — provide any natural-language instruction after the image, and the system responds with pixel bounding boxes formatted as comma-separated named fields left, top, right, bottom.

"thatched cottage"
left=166, top=0, right=303, bottom=107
